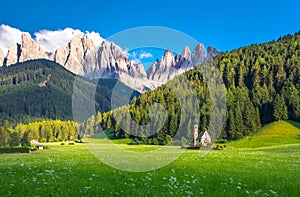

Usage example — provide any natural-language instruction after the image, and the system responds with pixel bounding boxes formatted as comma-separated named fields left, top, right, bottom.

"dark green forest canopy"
left=0, top=59, right=139, bottom=124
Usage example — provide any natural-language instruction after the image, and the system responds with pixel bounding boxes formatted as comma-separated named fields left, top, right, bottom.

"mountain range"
left=0, top=29, right=221, bottom=92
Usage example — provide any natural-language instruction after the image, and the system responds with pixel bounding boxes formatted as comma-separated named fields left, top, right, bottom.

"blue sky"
left=1, top=0, right=299, bottom=52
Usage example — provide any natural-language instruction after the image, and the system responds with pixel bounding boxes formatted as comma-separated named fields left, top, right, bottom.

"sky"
left=0, top=0, right=299, bottom=65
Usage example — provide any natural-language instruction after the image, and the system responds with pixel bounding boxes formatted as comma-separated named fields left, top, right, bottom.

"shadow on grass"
left=288, top=120, right=300, bottom=130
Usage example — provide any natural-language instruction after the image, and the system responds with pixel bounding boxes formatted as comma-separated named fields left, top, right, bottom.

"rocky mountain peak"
left=5, top=43, right=20, bottom=66
left=161, top=50, right=175, bottom=67
left=207, top=46, right=221, bottom=58
left=54, top=34, right=98, bottom=76
left=181, top=46, right=191, bottom=61
left=3, top=32, right=48, bottom=66
left=19, top=32, right=48, bottom=62
left=191, top=43, right=206, bottom=65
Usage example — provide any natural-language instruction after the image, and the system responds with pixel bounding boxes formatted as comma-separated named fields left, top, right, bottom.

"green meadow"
left=0, top=121, right=300, bottom=196
left=227, top=120, right=300, bottom=148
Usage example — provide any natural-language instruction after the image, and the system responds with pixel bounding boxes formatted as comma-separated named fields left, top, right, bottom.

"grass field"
left=227, top=120, right=300, bottom=148
left=0, top=121, right=300, bottom=196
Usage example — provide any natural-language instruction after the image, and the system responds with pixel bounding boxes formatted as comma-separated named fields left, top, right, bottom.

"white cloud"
left=0, top=24, right=22, bottom=55
left=85, top=31, right=104, bottom=47
left=35, top=28, right=82, bottom=53
left=129, top=51, right=137, bottom=59
left=34, top=28, right=105, bottom=53
left=126, top=50, right=153, bottom=65
left=139, top=51, right=153, bottom=59
left=0, top=25, right=105, bottom=55
left=127, top=51, right=141, bottom=64
left=131, top=58, right=141, bottom=64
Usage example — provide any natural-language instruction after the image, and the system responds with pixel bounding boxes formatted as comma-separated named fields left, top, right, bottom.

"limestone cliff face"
left=0, top=47, right=5, bottom=67
left=55, top=38, right=149, bottom=91
left=147, top=45, right=206, bottom=85
left=191, top=43, right=206, bottom=66
left=97, top=41, right=148, bottom=91
left=5, top=43, right=20, bottom=66
left=4, top=33, right=48, bottom=66
left=207, top=46, right=222, bottom=58
left=181, top=46, right=191, bottom=62
left=54, top=45, right=69, bottom=68
left=54, top=34, right=98, bottom=76
left=19, top=33, right=48, bottom=62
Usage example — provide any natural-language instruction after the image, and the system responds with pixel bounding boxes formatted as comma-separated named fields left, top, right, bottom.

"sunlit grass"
left=227, top=120, right=300, bottom=148
left=0, top=138, right=299, bottom=196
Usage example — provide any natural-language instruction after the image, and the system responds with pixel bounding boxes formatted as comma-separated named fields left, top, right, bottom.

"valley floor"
left=0, top=140, right=299, bottom=196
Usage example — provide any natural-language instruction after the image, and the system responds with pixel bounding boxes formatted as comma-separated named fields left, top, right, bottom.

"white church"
left=193, top=123, right=211, bottom=147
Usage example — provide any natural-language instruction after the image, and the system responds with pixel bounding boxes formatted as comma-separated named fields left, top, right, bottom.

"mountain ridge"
left=0, top=29, right=221, bottom=92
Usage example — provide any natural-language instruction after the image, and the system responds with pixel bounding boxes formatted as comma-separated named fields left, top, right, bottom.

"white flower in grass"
left=269, top=190, right=277, bottom=195
left=254, top=189, right=262, bottom=194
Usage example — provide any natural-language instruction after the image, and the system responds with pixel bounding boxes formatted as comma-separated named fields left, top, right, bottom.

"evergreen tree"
left=20, top=131, right=30, bottom=147
left=96, top=111, right=103, bottom=125
left=273, top=94, right=288, bottom=121
left=234, top=101, right=244, bottom=134
left=9, top=131, right=20, bottom=147
left=227, top=109, right=236, bottom=139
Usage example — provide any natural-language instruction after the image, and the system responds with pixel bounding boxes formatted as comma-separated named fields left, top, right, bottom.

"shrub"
left=128, top=139, right=142, bottom=145
left=8, top=132, right=20, bottom=147
left=166, top=135, right=172, bottom=144
left=181, top=137, right=187, bottom=146
left=68, top=142, right=75, bottom=145
left=30, top=147, right=37, bottom=151
left=75, top=139, right=83, bottom=143
left=235, top=132, right=244, bottom=140
left=215, top=139, right=228, bottom=144
left=60, top=143, right=65, bottom=145
left=152, top=139, right=159, bottom=145
left=0, top=147, right=30, bottom=154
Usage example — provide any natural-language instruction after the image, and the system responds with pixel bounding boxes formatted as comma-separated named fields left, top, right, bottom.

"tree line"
left=0, top=120, right=79, bottom=147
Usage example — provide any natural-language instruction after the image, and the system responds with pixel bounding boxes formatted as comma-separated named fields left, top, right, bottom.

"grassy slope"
left=227, top=120, right=300, bottom=148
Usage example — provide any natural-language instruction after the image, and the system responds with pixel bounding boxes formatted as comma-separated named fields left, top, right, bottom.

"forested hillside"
left=0, top=59, right=139, bottom=124
left=90, top=31, right=300, bottom=143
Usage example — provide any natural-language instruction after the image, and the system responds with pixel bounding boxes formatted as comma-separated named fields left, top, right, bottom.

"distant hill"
left=226, top=121, right=300, bottom=148
left=0, top=59, right=139, bottom=124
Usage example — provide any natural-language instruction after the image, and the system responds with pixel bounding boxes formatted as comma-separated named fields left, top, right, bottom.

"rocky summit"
left=0, top=32, right=220, bottom=92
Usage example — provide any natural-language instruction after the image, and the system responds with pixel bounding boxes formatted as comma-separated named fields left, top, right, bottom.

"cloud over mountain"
left=0, top=24, right=22, bottom=54
left=139, top=51, right=153, bottom=59
left=35, top=28, right=104, bottom=53
left=0, top=25, right=105, bottom=54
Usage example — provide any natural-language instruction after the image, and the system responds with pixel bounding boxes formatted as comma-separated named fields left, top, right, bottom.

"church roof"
left=197, top=131, right=210, bottom=139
